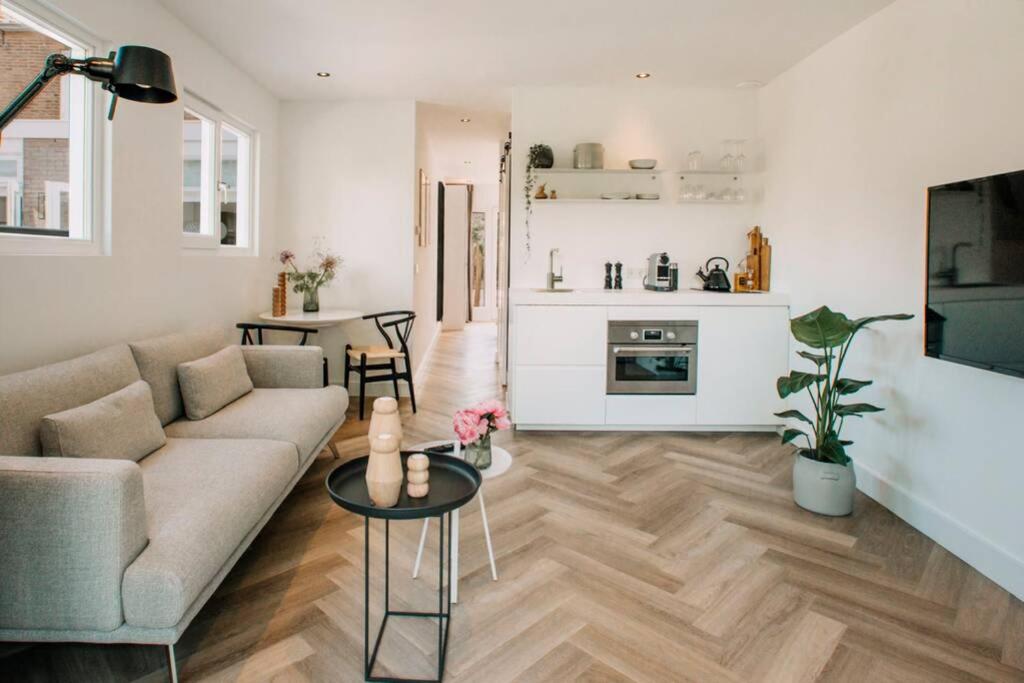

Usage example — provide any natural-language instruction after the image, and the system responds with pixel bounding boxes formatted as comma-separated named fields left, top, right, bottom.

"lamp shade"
left=110, top=46, right=177, bottom=104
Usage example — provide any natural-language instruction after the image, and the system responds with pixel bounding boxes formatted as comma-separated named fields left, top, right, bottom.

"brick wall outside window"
left=0, top=27, right=68, bottom=121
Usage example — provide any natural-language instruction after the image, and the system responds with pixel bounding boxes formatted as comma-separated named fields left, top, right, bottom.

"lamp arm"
left=0, top=54, right=76, bottom=132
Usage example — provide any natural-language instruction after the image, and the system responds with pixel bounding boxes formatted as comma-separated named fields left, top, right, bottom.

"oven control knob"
left=629, top=331, right=639, bottom=340
left=666, top=331, right=677, bottom=340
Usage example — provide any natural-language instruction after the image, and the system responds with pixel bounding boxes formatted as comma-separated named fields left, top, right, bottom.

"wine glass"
left=687, top=150, right=703, bottom=171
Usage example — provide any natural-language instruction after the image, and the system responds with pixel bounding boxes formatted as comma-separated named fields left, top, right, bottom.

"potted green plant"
left=523, top=144, right=553, bottom=256
left=775, top=306, right=913, bottom=516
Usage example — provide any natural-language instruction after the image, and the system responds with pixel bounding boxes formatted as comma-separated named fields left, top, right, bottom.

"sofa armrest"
left=241, top=345, right=323, bottom=388
left=0, top=455, right=148, bottom=632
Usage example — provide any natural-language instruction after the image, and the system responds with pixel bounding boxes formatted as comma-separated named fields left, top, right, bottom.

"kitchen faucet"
left=547, top=248, right=564, bottom=290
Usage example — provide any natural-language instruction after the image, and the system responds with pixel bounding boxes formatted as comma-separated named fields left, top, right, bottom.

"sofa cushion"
left=121, top=438, right=297, bottom=629
left=39, top=380, right=165, bottom=461
left=129, top=328, right=228, bottom=426
left=0, top=344, right=141, bottom=457
left=177, top=346, right=254, bottom=420
left=163, top=386, right=348, bottom=466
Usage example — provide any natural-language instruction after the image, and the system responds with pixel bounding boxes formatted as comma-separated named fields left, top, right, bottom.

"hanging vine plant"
left=524, top=144, right=553, bottom=258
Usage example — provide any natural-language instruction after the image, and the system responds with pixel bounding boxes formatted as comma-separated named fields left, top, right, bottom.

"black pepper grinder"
left=604, top=262, right=613, bottom=290
left=613, top=262, right=623, bottom=289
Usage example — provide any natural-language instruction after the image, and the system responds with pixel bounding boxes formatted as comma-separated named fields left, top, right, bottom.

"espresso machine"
left=643, top=252, right=679, bottom=291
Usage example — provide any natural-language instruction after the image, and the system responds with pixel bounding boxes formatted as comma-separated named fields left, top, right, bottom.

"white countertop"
left=509, top=287, right=789, bottom=306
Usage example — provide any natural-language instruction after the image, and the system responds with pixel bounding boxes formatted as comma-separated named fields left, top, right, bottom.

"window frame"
left=0, top=0, right=107, bottom=256
left=180, top=92, right=258, bottom=255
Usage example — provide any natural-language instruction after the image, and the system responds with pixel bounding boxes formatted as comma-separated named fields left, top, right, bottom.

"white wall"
left=510, top=86, right=759, bottom=290
left=0, top=0, right=280, bottom=374
left=277, top=100, right=416, bottom=390
left=759, top=0, right=1024, bottom=598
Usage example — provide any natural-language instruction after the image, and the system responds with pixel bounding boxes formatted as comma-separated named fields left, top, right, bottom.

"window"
left=181, top=94, right=255, bottom=251
left=0, top=1, right=102, bottom=254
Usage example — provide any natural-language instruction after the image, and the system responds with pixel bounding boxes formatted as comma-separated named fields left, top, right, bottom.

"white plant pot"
left=792, top=451, right=855, bottom=516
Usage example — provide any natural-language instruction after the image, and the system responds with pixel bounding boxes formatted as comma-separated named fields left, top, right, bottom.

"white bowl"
left=601, top=192, right=633, bottom=200
left=629, top=159, right=657, bottom=169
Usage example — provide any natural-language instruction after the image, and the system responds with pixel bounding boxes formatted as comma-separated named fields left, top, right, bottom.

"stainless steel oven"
left=606, top=321, right=698, bottom=395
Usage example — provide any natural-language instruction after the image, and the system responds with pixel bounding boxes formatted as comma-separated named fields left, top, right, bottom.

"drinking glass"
left=694, top=184, right=706, bottom=200
left=681, top=184, right=694, bottom=200
left=719, top=140, right=734, bottom=172
left=734, top=139, right=748, bottom=172
left=687, top=150, right=703, bottom=171
left=735, top=185, right=747, bottom=202
left=720, top=187, right=734, bottom=202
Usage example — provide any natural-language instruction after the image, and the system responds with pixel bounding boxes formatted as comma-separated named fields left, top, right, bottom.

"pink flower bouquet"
left=453, top=400, right=510, bottom=470
left=453, top=400, right=511, bottom=445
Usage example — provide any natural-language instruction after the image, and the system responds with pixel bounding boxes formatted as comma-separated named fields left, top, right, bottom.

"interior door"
left=442, top=183, right=470, bottom=331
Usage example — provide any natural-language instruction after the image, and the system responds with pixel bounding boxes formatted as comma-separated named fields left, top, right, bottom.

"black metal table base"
left=365, top=514, right=452, bottom=682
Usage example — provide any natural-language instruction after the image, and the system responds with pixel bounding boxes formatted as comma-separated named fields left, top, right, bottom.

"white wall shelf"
left=533, top=198, right=662, bottom=204
left=676, top=199, right=747, bottom=205
left=533, top=168, right=664, bottom=175
left=674, top=169, right=749, bottom=176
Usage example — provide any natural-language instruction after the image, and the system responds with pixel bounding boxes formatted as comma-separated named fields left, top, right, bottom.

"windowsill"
left=0, top=233, right=104, bottom=256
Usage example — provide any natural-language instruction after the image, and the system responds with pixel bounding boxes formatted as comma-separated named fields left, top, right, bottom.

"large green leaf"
left=835, top=378, right=872, bottom=395
left=796, top=350, right=831, bottom=367
left=776, top=371, right=825, bottom=399
left=835, top=402, right=884, bottom=417
left=774, top=409, right=813, bottom=425
left=780, top=428, right=807, bottom=446
left=790, top=306, right=854, bottom=348
left=850, top=313, right=914, bottom=332
left=819, top=432, right=851, bottom=466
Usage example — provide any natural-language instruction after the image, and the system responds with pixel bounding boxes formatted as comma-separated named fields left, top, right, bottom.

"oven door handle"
left=612, top=345, right=694, bottom=357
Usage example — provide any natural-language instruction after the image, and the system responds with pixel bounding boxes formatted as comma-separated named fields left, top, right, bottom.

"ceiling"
left=158, top=0, right=894, bottom=112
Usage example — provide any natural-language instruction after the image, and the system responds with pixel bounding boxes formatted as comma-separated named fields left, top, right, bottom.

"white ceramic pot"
left=792, top=451, right=855, bottom=516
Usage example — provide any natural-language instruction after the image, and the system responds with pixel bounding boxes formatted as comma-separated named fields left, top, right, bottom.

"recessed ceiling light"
left=460, top=117, right=471, bottom=123
left=464, top=160, right=472, bottom=165
left=635, top=72, right=651, bottom=79
left=316, top=71, right=331, bottom=78
left=735, top=80, right=764, bottom=89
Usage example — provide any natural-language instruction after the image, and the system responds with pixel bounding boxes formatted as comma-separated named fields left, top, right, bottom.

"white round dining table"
left=257, top=309, right=364, bottom=329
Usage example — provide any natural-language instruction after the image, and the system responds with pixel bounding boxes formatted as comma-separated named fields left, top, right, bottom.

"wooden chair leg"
left=389, top=358, right=401, bottom=401
left=358, top=354, right=367, bottom=420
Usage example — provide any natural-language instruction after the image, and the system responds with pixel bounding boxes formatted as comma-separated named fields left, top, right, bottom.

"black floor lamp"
left=0, top=45, right=177, bottom=137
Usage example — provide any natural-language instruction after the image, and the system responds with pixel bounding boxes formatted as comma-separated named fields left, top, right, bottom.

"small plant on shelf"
left=524, top=144, right=553, bottom=257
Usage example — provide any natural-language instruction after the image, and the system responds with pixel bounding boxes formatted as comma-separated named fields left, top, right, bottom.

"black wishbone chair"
left=236, top=322, right=328, bottom=387
left=344, top=311, right=417, bottom=420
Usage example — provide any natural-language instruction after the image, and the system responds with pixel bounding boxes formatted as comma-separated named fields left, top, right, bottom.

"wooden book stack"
left=735, top=226, right=772, bottom=292
left=272, top=272, right=287, bottom=316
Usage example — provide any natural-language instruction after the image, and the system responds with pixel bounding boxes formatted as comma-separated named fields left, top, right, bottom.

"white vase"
left=792, top=451, right=856, bottom=516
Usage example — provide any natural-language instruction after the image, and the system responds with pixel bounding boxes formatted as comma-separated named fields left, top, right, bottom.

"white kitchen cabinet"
left=513, top=366, right=606, bottom=425
left=696, top=306, right=789, bottom=425
left=606, top=395, right=697, bottom=426
left=514, top=305, right=607, bottom=365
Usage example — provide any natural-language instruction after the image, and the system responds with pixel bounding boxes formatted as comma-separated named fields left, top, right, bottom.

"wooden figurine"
left=366, top=434, right=403, bottom=507
left=272, top=287, right=286, bottom=316
left=368, top=396, right=402, bottom=446
left=549, top=189, right=558, bottom=199
left=534, top=183, right=548, bottom=200
left=407, top=453, right=430, bottom=498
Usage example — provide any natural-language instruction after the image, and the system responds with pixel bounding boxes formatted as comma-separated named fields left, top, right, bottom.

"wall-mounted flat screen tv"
left=926, top=169, right=1024, bottom=378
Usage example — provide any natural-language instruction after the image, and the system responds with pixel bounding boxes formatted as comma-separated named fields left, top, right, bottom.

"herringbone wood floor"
left=4, top=323, right=1023, bottom=682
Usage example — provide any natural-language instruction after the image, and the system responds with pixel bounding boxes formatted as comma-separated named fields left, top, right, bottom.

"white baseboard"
left=854, top=461, right=1024, bottom=601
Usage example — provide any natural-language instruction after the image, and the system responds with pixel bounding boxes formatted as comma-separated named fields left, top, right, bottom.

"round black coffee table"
left=326, top=451, right=481, bottom=682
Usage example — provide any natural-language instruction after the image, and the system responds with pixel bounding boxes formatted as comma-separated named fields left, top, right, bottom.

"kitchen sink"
left=532, top=288, right=575, bottom=293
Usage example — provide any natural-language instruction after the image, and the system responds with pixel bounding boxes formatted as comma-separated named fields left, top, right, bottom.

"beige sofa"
left=0, top=328, right=348, bottom=680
